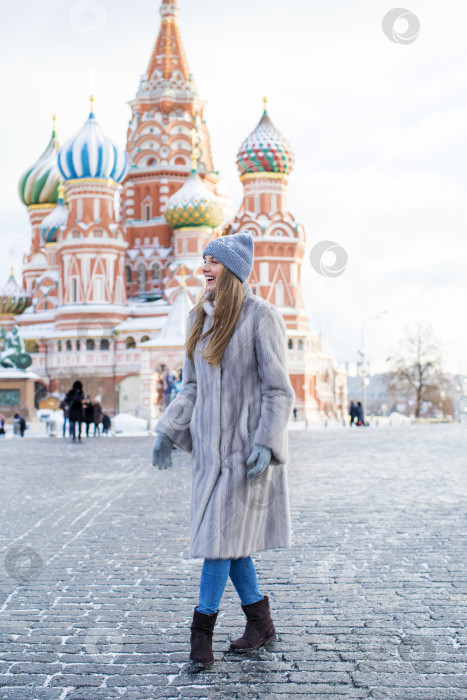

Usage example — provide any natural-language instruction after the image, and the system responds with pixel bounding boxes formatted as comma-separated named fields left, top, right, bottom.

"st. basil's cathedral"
left=5, top=0, right=347, bottom=422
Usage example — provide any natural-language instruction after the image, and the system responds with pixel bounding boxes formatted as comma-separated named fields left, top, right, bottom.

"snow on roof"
left=141, top=286, right=193, bottom=348
left=18, top=323, right=55, bottom=339
left=0, top=368, right=42, bottom=380
left=115, top=316, right=166, bottom=332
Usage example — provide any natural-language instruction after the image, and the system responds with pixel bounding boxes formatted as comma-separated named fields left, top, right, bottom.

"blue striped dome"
left=40, top=184, right=69, bottom=244
left=58, top=100, right=127, bottom=183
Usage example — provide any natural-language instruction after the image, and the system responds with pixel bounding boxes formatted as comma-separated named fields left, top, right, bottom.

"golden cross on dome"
left=180, top=266, right=186, bottom=287
left=263, top=96, right=268, bottom=112
left=8, top=249, right=15, bottom=277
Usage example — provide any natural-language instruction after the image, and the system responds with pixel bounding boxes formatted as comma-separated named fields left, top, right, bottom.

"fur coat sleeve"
left=155, top=311, right=196, bottom=452
left=253, top=307, right=295, bottom=465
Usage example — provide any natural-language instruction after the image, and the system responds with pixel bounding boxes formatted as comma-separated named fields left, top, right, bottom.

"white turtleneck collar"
left=202, top=280, right=252, bottom=317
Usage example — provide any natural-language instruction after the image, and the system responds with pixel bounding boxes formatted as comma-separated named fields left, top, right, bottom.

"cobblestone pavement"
left=0, top=423, right=466, bottom=700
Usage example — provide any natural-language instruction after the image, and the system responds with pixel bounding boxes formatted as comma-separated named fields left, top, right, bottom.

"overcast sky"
left=1, top=0, right=466, bottom=375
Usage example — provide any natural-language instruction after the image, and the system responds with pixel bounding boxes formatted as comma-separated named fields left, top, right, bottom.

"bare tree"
left=386, top=323, right=452, bottom=418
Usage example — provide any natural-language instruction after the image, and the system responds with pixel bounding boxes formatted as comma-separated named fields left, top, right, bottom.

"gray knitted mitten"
left=152, top=431, right=174, bottom=469
left=246, top=444, right=272, bottom=480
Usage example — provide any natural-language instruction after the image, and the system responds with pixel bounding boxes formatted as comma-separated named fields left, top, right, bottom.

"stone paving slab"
left=0, top=423, right=466, bottom=699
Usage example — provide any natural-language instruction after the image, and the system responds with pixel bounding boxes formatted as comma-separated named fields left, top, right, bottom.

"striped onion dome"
left=164, top=168, right=223, bottom=230
left=40, top=183, right=68, bottom=244
left=18, top=117, right=60, bottom=206
left=236, top=98, right=294, bottom=176
left=0, top=271, right=32, bottom=316
left=58, top=97, right=127, bottom=182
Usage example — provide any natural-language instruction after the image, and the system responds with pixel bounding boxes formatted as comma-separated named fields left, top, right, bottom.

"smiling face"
left=202, top=254, right=225, bottom=292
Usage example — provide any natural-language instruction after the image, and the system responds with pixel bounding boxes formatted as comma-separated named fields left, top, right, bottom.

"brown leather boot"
left=188, top=607, right=218, bottom=672
left=229, top=595, right=276, bottom=653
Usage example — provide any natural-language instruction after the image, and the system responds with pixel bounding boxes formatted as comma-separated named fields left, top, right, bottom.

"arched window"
left=66, top=340, right=72, bottom=352
left=76, top=339, right=81, bottom=351
left=126, top=337, right=136, bottom=349
left=140, top=335, right=150, bottom=343
left=93, top=198, right=100, bottom=222
left=174, top=156, right=185, bottom=165
left=136, top=264, right=146, bottom=293
left=57, top=341, right=62, bottom=352
left=100, top=339, right=110, bottom=351
left=147, top=158, right=156, bottom=166
left=125, top=265, right=132, bottom=284
left=151, top=262, right=161, bottom=281
left=288, top=338, right=293, bottom=350
left=298, top=339, right=303, bottom=351
left=86, top=339, right=95, bottom=351
left=141, top=197, right=152, bottom=221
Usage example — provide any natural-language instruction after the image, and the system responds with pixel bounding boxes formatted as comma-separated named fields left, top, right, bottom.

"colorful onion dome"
left=18, top=117, right=60, bottom=206
left=164, top=164, right=223, bottom=230
left=0, top=270, right=32, bottom=316
left=236, top=97, right=294, bottom=176
left=58, top=96, right=127, bottom=182
left=40, top=183, right=69, bottom=244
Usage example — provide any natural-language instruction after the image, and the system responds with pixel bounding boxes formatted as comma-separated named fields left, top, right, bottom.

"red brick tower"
left=122, top=0, right=224, bottom=301
left=229, top=99, right=347, bottom=421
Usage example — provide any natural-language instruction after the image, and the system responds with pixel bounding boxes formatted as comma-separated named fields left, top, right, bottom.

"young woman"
left=152, top=231, right=294, bottom=673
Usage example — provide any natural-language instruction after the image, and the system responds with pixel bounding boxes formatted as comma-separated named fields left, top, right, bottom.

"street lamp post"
left=359, top=311, right=388, bottom=421
left=456, top=377, right=467, bottom=422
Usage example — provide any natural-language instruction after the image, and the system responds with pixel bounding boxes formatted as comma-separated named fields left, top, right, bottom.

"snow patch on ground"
left=112, top=412, right=149, bottom=434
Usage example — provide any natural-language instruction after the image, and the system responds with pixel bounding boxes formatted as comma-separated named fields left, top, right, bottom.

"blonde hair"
left=186, top=268, right=243, bottom=366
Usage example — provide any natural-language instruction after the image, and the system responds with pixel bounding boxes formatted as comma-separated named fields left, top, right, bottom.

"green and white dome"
left=164, top=169, right=222, bottom=230
left=18, top=117, right=60, bottom=206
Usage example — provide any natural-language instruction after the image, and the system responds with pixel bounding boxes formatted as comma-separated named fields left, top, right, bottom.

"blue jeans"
left=197, top=557, right=264, bottom=614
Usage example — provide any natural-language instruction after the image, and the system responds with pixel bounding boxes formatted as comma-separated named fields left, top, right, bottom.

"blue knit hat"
left=203, top=231, right=254, bottom=282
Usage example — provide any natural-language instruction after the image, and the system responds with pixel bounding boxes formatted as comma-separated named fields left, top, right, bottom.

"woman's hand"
left=152, top=431, right=174, bottom=469
left=246, top=444, right=272, bottom=480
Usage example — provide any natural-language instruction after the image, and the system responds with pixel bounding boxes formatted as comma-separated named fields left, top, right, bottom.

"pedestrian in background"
left=59, top=399, right=69, bottom=437
left=356, top=401, right=366, bottom=426
left=170, top=369, right=183, bottom=402
left=349, top=400, right=358, bottom=426
left=0, top=414, right=5, bottom=437
left=83, top=396, right=94, bottom=437
left=13, top=413, right=26, bottom=437
left=102, top=414, right=111, bottom=435
left=152, top=231, right=295, bottom=673
left=93, top=397, right=103, bottom=436
left=163, top=373, right=175, bottom=408
left=66, top=380, right=84, bottom=442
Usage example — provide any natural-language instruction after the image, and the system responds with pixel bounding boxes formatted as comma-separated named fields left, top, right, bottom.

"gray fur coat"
left=156, top=281, right=295, bottom=559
